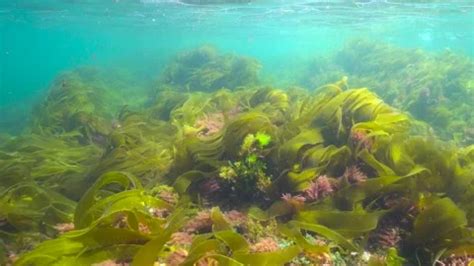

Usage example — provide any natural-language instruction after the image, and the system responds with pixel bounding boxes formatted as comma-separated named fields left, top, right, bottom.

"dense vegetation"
left=0, top=43, right=473, bottom=266
left=298, top=39, right=474, bottom=145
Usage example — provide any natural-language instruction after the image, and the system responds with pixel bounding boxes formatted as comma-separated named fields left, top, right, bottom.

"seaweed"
left=0, top=134, right=102, bottom=199
left=14, top=171, right=176, bottom=266
left=0, top=46, right=472, bottom=265
left=298, top=39, right=474, bottom=145
left=31, top=68, right=113, bottom=143
left=158, top=45, right=261, bottom=93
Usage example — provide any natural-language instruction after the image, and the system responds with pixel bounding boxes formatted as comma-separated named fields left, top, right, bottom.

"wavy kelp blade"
left=309, top=88, right=388, bottom=135
left=333, top=164, right=429, bottom=208
left=358, top=149, right=396, bottom=176
left=74, top=244, right=142, bottom=265
left=173, top=170, right=208, bottom=194
left=186, top=135, right=224, bottom=165
left=302, top=145, right=351, bottom=172
left=248, top=201, right=293, bottom=221
left=0, top=182, right=76, bottom=230
left=200, top=254, right=244, bottom=266
left=14, top=236, right=84, bottom=266
left=278, top=223, right=330, bottom=254
left=295, top=209, right=386, bottom=237
left=233, top=245, right=301, bottom=265
left=15, top=211, right=151, bottom=265
left=131, top=207, right=188, bottom=266
left=214, top=230, right=249, bottom=253
left=281, top=146, right=348, bottom=187
left=74, top=171, right=142, bottom=228
left=182, top=239, right=224, bottom=265
left=278, top=128, right=324, bottom=168
left=78, top=189, right=169, bottom=229
left=78, top=227, right=150, bottom=247
left=352, top=112, right=410, bottom=134
left=342, top=89, right=393, bottom=122
left=386, top=137, right=416, bottom=174
left=211, top=207, right=233, bottom=231
left=289, top=221, right=358, bottom=252
left=17, top=171, right=170, bottom=265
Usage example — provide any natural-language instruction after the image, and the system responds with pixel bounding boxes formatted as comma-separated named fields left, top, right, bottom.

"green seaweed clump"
left=218, top=132, right=273, bottom=200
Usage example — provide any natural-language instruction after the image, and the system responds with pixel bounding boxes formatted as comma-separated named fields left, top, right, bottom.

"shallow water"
left=0, top=1, right=473, bottom=265
left=1, top=1, right=473, bottom=127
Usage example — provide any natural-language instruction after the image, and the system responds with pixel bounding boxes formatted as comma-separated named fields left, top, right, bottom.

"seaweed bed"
left=0, top=43, right=473, bottom=266
left=297, top=39, right=474, bottom=145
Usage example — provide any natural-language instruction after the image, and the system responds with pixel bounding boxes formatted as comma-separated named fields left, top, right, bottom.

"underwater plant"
left=0, top=47, right=473, bottom=266
left=298, top=39, right=474, bottom=145
left=158, top=45, right=261, bottom=93
left=216, top=132, right=273, bottom=200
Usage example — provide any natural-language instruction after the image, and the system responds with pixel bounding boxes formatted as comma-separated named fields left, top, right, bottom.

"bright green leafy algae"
left=0, top=45, right=472, bottom=266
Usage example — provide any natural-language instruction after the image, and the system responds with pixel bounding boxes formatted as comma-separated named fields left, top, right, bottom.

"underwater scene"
left=1, top=0, right=474, bottom=265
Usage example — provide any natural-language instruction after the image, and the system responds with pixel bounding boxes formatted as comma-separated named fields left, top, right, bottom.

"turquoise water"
left=1, top=0, right=473, bottom=132
left=1, top=2, right=474, bottom=265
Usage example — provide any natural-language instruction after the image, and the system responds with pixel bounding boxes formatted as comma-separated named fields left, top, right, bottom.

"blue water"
left=0, top=0, right=473, bottom=132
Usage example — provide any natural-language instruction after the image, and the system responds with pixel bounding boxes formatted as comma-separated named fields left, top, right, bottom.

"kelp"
left=233, top=246, right=301, bottom=266
left=15, top=172, right=175, bottom=266
left=286, top=221, right=359, bottom=252
left=132, top=207, right=189, bottom=266
left=278, top=128, right=324, bottom=169
left=0, top=47, right=472, bottom=265
left=412, top=197, right=467, bottom=247
left=0, top=134, right=102, bottom=199
left=90, top=110, right=176, bottom=186
left=407, top=196, right=474, bottom=263
left=159, top=45, right=261, bottom=93
left=298, top=39, right=474, bottom=145
left=30, top=68, right=114, bottom=142
left=0, top=182, right=75, bottom=231
left=295, top=209, right=386, bottom=237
